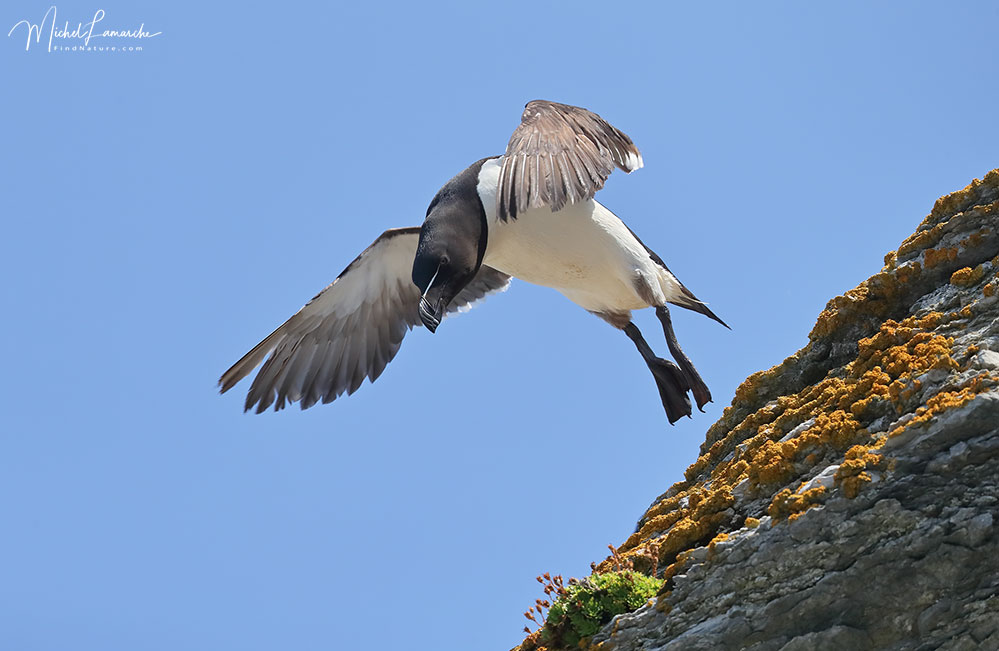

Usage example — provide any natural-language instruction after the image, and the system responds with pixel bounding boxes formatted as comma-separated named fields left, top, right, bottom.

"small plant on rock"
left=539, top=570, right=662, bottom=648
left=520, top=546, right=663, bottom=650
left=523, top=573, right=570, bottom=636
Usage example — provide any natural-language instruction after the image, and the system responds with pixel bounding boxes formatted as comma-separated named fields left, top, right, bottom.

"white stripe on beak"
left=421, top=262, right=442, bottom=298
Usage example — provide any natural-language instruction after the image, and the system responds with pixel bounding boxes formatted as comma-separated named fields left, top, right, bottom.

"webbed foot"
left=647, top=356, right=692, bottom=424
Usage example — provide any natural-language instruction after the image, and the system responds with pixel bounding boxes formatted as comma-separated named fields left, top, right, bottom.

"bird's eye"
left=440, top=255, right=450, bottom=267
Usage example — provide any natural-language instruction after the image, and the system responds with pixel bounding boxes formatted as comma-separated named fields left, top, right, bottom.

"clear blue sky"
left=2, top=2, right=997, bottom=649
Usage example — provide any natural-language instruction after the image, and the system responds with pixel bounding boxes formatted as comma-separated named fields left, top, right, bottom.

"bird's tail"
left=669, top=285, right=730, bottom=329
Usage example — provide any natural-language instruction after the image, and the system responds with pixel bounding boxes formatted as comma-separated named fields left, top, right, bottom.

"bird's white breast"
left=476, top=157, right=678, bottom=314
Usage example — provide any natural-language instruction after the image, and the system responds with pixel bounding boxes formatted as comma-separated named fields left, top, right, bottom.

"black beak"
left=419, top=295, right=443, bottom=333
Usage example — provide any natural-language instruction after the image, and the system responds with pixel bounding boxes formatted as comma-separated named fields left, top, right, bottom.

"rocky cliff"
left=521, top=170, right=999, bottom=651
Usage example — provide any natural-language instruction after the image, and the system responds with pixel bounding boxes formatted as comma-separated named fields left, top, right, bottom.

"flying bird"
left=219, top=100, right=727, bottom=423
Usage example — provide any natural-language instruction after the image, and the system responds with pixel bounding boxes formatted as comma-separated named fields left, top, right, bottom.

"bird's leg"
left=624, top=322, right=692, bottom=424
left=655, top=305, right=711, bottom=410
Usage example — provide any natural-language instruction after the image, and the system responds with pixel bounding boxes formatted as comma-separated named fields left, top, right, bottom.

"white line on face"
left=422, top=262, right=442, bottom=296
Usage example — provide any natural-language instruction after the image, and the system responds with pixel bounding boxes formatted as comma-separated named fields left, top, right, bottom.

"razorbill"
left=219, top=100, right=727, bottom=423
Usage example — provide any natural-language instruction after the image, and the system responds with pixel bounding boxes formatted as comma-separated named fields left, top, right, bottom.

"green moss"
left=539, top=571, right=662, bottom=649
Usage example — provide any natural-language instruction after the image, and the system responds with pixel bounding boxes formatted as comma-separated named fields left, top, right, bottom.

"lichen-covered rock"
left=582, top=170, right=999, bottom=651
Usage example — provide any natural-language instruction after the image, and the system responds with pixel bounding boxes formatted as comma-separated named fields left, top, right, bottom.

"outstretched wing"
left=219, top=228, right=510, bottom=413
left=497, top=100, right=643, bottom=221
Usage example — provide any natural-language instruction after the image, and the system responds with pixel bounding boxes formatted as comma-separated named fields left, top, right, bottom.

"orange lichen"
left=979, top=200, right=999, bottom=218
left=853, top=317, right=958, bottom=378
left=928, top=169, right=999, bottom=221
left=835, top=445, right=886, bottom=498
left=896, top=261, right=922, bottom=285
left=746, top=439, right=796, bottom=486
left=768, top=486, right=827, bottom=521
left=985, top=280, right=998, bottom=297
left=806, top=252, right=942, bottom=345
left=840, top=472, right=872, bottom=499
left=810, top=286, right=873, bottom=340
left=732, top=366, right=781, bottom=405
left=923, top=246, right=958, bottom=268
left=707, top=532, right=729, bottom=557
left=898, top=221, right=947, bottom=258
left=950, top=265, right=986, bottom=287
left=959, top=227, right=990, bottom=250
left=745, top=517, right=760, bottom=528
left=888, top=375, right=995, bottom=438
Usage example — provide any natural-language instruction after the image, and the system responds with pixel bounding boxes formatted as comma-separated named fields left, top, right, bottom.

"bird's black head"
left=412, top=188, right=487, bottom=333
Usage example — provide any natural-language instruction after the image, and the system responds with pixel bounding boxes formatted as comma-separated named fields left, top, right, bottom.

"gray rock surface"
left=586, top=173, right=999, bottom=650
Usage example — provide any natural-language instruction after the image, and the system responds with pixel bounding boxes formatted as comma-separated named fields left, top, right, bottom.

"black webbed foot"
left=624, top=322, right=697, bottom=425
left=647, top=356, right=692, bottom=424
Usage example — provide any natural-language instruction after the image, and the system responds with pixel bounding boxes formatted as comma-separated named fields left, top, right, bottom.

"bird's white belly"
left=476, top=156, right=675, bottom=314
left=482, top=202, right=644, bottom=307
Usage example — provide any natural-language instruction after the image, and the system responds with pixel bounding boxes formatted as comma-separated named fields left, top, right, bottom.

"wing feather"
left=497, top=100, right=643, bottom=220
left=299, top=338, right=333, bottom=410
left=219, top=227, right=511, bottom=412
